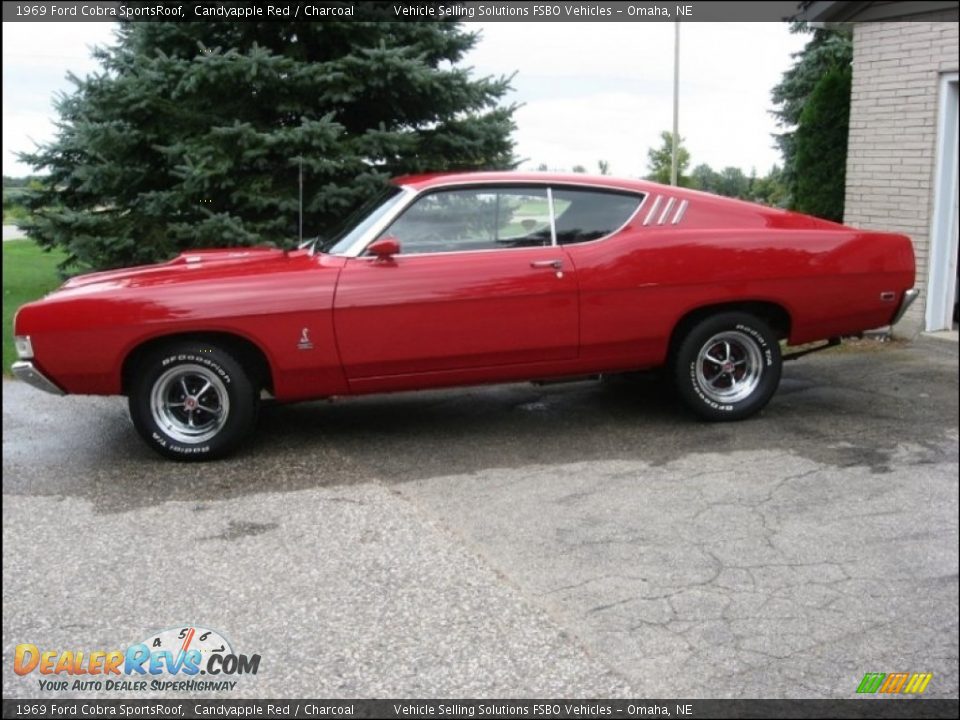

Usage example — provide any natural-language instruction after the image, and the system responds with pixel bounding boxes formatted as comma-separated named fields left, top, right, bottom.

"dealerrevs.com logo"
left=14, top=626, right=260, bottom=692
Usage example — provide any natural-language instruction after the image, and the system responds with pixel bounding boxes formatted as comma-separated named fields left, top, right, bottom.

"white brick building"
left=804, top=2, right=959, bottom=336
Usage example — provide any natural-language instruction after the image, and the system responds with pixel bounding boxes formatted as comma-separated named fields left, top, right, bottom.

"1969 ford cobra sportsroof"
left=13, top=172, right=918, bottom=460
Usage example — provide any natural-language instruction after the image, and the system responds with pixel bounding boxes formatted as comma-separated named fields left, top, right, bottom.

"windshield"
left=315, top=186, right=406, bottom=255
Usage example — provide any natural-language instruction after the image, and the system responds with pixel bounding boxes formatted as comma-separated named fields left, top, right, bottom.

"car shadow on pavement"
left=2, top=345, right=958, bottom=514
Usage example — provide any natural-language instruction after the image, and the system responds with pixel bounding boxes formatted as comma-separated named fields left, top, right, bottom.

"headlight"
left=14, top=335, right=33, bottom=359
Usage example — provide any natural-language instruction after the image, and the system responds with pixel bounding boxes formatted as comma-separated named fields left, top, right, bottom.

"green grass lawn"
left=2, top=239, right=66, bottom=373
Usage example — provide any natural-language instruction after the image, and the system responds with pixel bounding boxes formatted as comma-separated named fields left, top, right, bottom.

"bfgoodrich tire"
left=674, top=312, right=782, bottom=421
left=128, top=343, right=259, bottom=460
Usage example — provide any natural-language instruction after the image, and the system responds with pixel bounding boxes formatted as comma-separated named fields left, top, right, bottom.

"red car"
left=13, top=172, right=917, bottom=460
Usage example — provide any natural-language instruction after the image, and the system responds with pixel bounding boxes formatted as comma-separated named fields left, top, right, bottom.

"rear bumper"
left=891, top=288, right=920, bottom=326
left=11, top=361, right=65, bottom=395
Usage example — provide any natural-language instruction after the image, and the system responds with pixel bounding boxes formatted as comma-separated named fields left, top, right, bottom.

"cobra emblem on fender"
left=298, top=327, right=313, bottom=350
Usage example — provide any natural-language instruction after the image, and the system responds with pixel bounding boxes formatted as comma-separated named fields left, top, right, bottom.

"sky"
left=1, top=21, right=807, bottom=178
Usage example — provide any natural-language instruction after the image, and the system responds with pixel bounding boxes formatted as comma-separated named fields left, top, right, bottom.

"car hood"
left=60, top=248, right=304, bottom=291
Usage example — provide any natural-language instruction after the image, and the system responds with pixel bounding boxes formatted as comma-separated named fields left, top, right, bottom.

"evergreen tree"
left=645, top=131, right=690, bottom=186
left=771, top=22, right=852, bottom=204
left=792, top=65, right=851, bottom=221
left=21, top=20, right=516, bottom=271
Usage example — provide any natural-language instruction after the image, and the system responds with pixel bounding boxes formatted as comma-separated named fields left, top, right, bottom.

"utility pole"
left=670, top=21, right=680, bottom=186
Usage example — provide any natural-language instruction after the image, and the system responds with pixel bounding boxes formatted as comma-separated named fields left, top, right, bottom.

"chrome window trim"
left=344, top=180, right=648, bottom=257
left=546, top=187, right=558, bottom=247
left=551, top=189, right=648, bottom=247
left=672, top=199, right=689, bottom=225
left=352, top=243, right=557, bottom=260
left=340, top=186, right=419, bottom=258
left=657, top=197, right=677, bottom=226
left=643, top=195, right=663, bottom=225
left=398, top=177, right=649, bottom=193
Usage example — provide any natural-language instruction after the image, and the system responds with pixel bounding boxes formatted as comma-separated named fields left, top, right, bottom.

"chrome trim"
left=643, top=195, right=663, bottom=225
left=592, top=194, right=648, bottom=244
left=14, top=335, right=33, bottom=360
left=546, top=187, right=558, bottom=246
left=549, top=186, right=648, bottom=247
left=11, top=361, right=65, bottom=395
left=672, top=199, right=689, bottom=225
left=694, top=330, right=764, bottom=404
left=341, top=186, right=419, bottom=258
left=351, top=243, right=556, bottom=260
left=400, top=177, right=649, bottom=193
left=544, top=190, right=649, bottom=249
left=891, top=288, right=920, bottom=325
left=530, top=259, right=563, bottom=269
left=346, top=181, right=648, bottom=257
left=657, top=197, right=676, bottom=225
left=150, top=363, right=229, bottom=444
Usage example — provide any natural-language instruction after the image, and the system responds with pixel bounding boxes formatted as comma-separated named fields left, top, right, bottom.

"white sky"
left=2, top=21, right=806, bottom=178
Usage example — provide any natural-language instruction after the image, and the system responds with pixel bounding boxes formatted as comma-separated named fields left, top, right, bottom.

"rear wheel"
left=673, top=312, right=781, bottom=421
left=129, top=342, right=259, bottom=460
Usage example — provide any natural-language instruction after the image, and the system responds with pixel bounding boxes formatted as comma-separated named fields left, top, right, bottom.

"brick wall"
left=844, top=21, right=959, bottom=336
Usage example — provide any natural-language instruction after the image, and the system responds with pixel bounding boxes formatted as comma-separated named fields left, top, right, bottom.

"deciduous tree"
left=645, top=131, right=690, bottom=186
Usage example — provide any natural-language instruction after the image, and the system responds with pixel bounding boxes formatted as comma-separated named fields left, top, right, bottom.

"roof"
left=391, top=171, right=664, bottom=194
left=386, top=170, right=846, bottom=230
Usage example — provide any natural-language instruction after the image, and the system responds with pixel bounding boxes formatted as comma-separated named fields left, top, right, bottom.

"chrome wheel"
left=149, top=364, right=229, bottom=444
left=694, top=330, right=763, bottom=404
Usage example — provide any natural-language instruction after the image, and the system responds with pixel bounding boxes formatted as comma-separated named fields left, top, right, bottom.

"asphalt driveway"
left=3, top=338, right=958, bottom=699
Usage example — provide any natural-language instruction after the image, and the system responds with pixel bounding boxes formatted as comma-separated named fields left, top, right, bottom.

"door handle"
left=530, top=259, right=563, bottom=269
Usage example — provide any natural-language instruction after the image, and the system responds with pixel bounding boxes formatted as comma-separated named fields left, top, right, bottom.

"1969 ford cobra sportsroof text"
left=13, top=172, right=917, bottom=460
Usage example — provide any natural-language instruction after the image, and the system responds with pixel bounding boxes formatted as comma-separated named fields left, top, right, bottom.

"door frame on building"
left=926, top=72, right=959, bottom=332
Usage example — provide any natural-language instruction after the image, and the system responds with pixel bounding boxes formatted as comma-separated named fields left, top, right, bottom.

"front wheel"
left=673, top=312, right=782, bottom=421
left=129, top=343, right=259, bottom=460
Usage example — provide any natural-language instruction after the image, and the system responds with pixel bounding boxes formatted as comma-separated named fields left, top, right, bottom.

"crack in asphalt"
left=3, top=342, right=957, bottom=698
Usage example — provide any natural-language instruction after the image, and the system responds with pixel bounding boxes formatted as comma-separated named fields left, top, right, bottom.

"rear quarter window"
left=552, top=188, right=644, bottom=244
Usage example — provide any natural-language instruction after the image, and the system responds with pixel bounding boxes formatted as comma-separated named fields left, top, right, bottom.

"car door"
left=333, top=185, right=579, bottom=382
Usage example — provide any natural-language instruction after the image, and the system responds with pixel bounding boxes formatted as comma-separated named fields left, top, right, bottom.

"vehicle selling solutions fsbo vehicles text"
left=392, top=4, right=690, bottom=19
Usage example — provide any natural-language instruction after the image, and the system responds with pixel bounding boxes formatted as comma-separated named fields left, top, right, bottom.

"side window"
left=376, top=187, right=551, bottom=255
left=552, top=188, right=643, bottom=244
